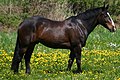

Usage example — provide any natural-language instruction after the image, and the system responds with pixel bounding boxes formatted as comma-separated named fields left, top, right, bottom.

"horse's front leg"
left=74, top=44, right=82, bottom=73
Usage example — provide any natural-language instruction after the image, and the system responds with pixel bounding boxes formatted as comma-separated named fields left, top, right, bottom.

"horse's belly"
left=39, top=40, right=71, bottom=49
left=36, top=27, right=71, bottom=49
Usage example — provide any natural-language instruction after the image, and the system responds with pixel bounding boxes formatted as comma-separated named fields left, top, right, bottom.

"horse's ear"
left=102, top=2, right=106, bottom=11
left=102, top=2, right=109, bottom=11
left=103, top=2, right=106, bottom=8
left=106, top=4, right=109, bottom=10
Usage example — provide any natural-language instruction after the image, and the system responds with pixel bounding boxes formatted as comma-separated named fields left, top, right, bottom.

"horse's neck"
left=81, top=16, right=98, bottom=35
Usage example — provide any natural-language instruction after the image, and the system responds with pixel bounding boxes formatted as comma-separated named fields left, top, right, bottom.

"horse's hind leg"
left=11, top=39, right=19, bottom=71
left=11, top=46, right=26, bottom=73
left=67, top=49, right=75, bottom=71
left=24, top=43, right=35, bottom=74
left=11, top=36, right=26, bottom=73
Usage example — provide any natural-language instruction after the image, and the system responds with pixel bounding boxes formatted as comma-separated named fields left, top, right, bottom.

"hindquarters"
left=11, top=19, right=36, bottom=73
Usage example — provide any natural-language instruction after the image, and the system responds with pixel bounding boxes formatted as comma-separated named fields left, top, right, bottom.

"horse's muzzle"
left=110, top=27, right=116, bottom=32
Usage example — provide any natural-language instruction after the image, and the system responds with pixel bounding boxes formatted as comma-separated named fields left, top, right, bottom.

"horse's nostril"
left=111, top=27, right=116, bottom=32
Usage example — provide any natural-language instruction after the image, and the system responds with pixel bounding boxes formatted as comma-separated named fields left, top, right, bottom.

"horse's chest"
left=69, top=26, right=87, bottom=47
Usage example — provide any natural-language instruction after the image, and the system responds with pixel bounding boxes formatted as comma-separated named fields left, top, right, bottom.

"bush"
left=0, top=0, right=119, bottom=28
left=0, top=14, right=21, bottom=28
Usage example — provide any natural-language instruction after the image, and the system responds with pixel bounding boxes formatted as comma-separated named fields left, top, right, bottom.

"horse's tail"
left=11, top=31, right=20, bottom=70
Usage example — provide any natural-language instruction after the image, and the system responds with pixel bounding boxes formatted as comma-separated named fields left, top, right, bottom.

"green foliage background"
left=0, top=0, right=119, bottom=28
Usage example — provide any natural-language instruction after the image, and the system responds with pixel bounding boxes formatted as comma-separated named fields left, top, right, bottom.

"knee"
left=24, top=55, right=31, bottom=62
left=68, top=59, right=74, bottom=64
left=13, top=54, right=21, bottom=62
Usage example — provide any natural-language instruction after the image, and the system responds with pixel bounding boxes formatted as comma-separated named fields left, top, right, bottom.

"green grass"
left=0, top=27, right=120, bottom=80
left=0, top=50, right=120, bottom=80
left=0, top=31, right=16, bottom=52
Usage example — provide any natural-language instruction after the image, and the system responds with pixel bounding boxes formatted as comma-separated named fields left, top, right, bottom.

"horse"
left=11, top=4, right=116, bottom=74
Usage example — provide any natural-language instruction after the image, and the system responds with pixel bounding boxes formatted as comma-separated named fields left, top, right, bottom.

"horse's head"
left=98, top=4, right=116, bottom=32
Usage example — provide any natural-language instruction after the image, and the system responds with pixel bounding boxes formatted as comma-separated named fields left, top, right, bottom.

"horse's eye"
left=104, top=15, right=108, bottom=17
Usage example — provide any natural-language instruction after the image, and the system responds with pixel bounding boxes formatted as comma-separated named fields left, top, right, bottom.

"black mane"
left=77, top=7, right=103, bottom=20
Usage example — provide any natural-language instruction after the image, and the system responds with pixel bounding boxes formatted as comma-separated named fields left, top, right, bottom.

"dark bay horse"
left=11, top=4, right=116, bottom=74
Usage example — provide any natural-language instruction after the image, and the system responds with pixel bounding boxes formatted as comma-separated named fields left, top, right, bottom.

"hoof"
left=26, top=72, right=31, bottom=74
left=26, top=69, right=31, bottom=74
left=66, top=68, right=71, bottom=71
left=25, top=72, right=30, bottom=74
left=14, top=71, right=19, bottom=74
left=13, top=70, right=19, bottom=74
left=73, top=70, right=82, bottom=74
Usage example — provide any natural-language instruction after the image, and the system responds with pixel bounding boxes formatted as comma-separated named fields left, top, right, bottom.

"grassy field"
left=0, top=27, right=120, bottom=80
